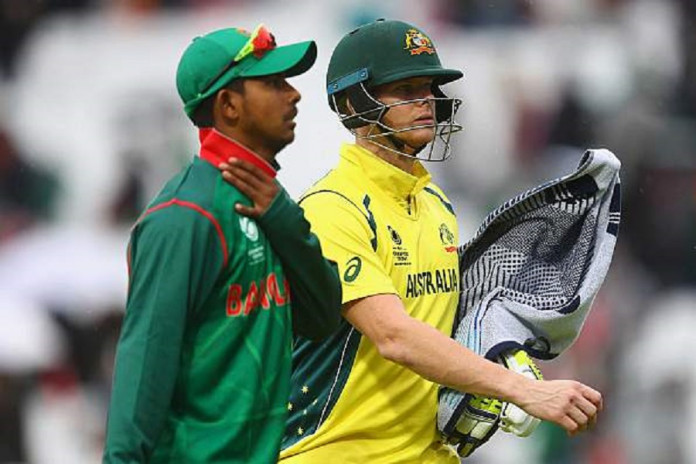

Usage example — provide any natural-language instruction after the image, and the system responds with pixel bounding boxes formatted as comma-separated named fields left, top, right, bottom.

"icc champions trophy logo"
left=239, top=217, right=259, bottom=242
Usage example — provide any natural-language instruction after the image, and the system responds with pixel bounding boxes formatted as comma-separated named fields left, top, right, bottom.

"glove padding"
left=447, top=394, right=503, bottom=457
left=498, top=349, right=543, bottom=437
left=442, top=349, right=544, bottom=457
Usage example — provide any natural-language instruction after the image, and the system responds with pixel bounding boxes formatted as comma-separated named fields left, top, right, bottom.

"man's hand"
left=450, top=372, right=601, bottom=457
left=445, top=349, right=543, bottom=457
left=220, top=158, right=279, bottom=217
left=515, top=378, right=602, bottom=436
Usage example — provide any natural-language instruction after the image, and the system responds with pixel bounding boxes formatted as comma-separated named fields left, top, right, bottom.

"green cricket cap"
left=327, top=19, right=462, bottom=96
left=177, top=26, right=317, bottom=119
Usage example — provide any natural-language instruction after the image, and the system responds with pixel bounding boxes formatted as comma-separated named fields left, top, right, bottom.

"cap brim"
left=242, top=40, right=317, bottom=78
left=371, top=67, right=463, bottom=87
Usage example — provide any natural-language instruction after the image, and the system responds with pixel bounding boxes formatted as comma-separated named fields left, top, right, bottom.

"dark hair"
left=191, top=79, right=246, bottom=128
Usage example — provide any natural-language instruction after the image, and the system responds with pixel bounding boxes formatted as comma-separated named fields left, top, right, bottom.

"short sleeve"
left=300, top=192, right=397, bottom=304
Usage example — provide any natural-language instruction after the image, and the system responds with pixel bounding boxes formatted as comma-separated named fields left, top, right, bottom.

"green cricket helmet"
left=326, top=19, right=464, bottom=161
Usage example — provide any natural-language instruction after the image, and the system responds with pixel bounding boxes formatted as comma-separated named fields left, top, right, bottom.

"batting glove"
left=448, top=393, right=503, bottom=457
left=442, top=349, right=544, bottom=457
left=498, top=349, right=543, bottom=437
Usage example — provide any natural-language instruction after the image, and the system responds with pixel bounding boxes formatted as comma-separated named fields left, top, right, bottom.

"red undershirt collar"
left=198, top=128, right=278, bottom=178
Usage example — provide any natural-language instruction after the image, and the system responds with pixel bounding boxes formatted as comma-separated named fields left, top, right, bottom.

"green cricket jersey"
left=103, top=129, right=341, bottom=464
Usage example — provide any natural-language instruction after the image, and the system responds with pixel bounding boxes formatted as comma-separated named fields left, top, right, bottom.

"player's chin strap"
left=330, top=82, right=463, bottom=162
left=370, top=125, right=425, bottom=159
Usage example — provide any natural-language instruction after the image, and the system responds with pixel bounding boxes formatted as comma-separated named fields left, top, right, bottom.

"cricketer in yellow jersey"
left=280, top=141, right=462, bottom=462
left=222, top=18, right=603, bottom=463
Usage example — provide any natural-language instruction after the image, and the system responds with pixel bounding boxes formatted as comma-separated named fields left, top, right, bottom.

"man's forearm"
left=377, top=314, right=529, bottom=404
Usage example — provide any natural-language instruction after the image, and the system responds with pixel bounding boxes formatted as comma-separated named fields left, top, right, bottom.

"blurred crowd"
left=0, top=0, right=694, bottom=463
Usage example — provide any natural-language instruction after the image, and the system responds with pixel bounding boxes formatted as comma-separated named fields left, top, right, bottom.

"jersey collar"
left=198, top=128, right=278, bottom=178
left=340, top=143, right=432, bottom=202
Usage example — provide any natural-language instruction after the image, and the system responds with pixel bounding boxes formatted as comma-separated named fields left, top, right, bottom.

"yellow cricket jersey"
left=280, top=144, right=460, bottom=463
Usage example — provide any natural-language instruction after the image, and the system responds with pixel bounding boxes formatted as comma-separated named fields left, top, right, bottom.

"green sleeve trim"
left=361, top=194, right=378, bottom=251
left=424, top=187, right=456, bottom=216
left=139, top=198, right=229, bottom=270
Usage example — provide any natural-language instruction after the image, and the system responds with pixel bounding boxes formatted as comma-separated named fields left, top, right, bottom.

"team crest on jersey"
left=404, top=28, right=435, bottom=56
left=439, top=223, right=457, bottom=253
left=388, top=225, right=411, bottom=266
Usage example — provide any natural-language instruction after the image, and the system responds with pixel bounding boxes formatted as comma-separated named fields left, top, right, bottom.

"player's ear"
left=215, top=88, right=242, bottom=125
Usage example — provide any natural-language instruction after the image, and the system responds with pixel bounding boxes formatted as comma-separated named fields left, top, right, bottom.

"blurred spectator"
left=546, top=88, right=596, bottom=151
left=0, top=128, right=59, bottom=242
left=617, top=290, right=696, bottom=464
left=108, top=152, right=147, bottom=225
left=623, top=161, right=696, bottom=286
left=22, top=310, right=122, bottom=464
left=0, top=1, right=45, bottom=79
left=0, top=292, right=67, bottom=463
left=435, top=0, right=533, bottom=27
left=0, top=373, right=27, bottom=462
left=675, top=0, right=696, bottom=116
left=0, top=0, right=93, bottom=79
left=22, top=366, right=102, bottom=464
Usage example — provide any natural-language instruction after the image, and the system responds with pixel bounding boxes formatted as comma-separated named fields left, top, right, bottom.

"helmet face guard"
left=329, top=78, right=463, bottom=162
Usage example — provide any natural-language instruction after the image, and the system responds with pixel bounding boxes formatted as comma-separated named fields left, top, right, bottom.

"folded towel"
left=438, top=148, right=621, bottom=440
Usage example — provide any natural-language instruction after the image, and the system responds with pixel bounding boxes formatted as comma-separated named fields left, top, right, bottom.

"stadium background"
left=0, top=0, right=694, bottom=462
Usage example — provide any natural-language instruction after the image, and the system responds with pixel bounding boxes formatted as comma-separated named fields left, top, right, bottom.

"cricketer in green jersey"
left=103, top=24, right=342, bottom=463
